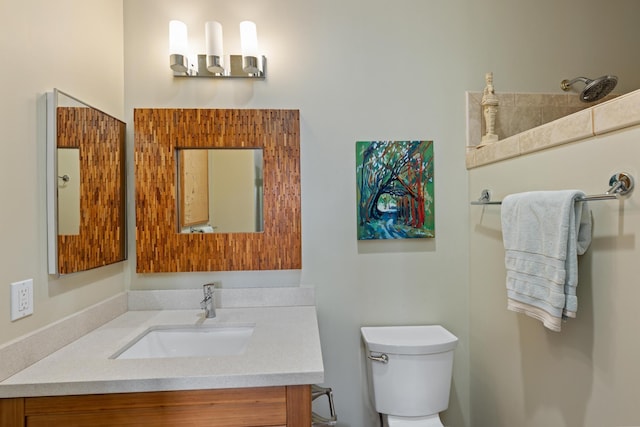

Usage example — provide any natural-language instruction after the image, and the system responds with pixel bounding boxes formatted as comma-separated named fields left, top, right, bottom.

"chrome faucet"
left=200, top=283, right=217, bottom=319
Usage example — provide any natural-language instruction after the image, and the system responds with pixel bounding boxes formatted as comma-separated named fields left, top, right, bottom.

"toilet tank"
left=361, top=325, right=458, bottom=417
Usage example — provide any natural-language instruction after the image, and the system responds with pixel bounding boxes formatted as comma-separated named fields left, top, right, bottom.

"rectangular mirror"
left=46, top=89, right=127, bottom=275
left=56, top=148, right=80, bottom=235
left=178, top=149, right=264, bottom=234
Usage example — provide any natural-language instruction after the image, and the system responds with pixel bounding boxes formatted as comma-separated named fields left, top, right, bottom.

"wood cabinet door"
left=12, top=385, right=311, bottom=427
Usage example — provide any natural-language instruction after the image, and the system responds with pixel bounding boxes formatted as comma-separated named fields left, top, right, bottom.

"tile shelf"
left=466, top=89, right=640, bottom=169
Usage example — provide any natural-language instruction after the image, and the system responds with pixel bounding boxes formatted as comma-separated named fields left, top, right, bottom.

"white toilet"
left=361, top=325, right=458, bottom=427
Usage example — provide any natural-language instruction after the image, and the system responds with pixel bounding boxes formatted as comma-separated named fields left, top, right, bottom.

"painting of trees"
left=356, top=140, right=434, bottom=240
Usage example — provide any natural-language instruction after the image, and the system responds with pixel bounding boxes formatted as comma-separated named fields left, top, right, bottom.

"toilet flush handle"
left=367, top=353, right=389, bottom=364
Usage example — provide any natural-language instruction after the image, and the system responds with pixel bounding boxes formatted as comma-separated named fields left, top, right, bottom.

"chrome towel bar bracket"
left=471, top=172, right=634, bottom=205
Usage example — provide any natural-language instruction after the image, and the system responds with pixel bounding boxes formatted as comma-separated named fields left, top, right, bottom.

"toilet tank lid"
left=361, top=325, right=458, bottom=355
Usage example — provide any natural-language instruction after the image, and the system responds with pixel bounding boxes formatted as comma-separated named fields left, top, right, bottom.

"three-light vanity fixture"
left=169, top=20, right=265, bottom=79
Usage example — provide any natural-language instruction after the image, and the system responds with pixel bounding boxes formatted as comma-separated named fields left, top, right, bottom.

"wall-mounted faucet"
left=200, top=283, right=218, bottom=318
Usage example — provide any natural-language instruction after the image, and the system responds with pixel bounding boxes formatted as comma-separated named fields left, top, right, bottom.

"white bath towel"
left=501, top=190, right=592, bottom=331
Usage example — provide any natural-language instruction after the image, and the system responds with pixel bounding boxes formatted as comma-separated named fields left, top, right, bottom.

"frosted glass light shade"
left=169, top=20, right=188, bottom=56
left=205, top=21, right=223, bottom=56
left=205, top=21, right=224, bottom=73
left=240, top=21, right=259, bottom=74
left=169, top=20, right=189, bottom=72
left=239, top=21, right=258, bottom=57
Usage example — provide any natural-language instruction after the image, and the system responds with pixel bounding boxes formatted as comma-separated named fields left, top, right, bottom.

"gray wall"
left=468, top=127, right=640, bottom=426
left=0, top=0, right=126, bottom=345
left=123, top=1, right=473, bottom=425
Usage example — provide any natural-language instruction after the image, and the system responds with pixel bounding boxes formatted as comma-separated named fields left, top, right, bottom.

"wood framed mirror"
left=134, top=109, right=301, bottom=272
left=46, top=89, right=127, bottom=276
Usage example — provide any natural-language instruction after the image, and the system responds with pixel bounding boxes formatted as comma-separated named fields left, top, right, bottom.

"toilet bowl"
left=361, top=325, right=458, bottom=427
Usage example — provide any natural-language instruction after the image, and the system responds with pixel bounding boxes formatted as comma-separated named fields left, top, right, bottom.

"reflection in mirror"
left=46, top=89, right=127, bottom=275
left=178, top=149, right=264, bottom=234
left=57, top=148, right=80, bottom=235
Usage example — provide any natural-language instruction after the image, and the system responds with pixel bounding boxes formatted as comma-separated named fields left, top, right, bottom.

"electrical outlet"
left=10, top=279, right=33, bottom=321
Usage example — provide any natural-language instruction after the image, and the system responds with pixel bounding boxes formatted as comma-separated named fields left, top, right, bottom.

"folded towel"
left=501, top=190, right=592, bottom=331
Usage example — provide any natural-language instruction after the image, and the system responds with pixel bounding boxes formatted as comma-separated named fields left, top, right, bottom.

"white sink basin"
left=112, top=324, right=255, bottom=359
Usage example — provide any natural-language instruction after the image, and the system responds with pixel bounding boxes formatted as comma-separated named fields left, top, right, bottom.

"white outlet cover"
left=10, top=279, right=34, bottom=321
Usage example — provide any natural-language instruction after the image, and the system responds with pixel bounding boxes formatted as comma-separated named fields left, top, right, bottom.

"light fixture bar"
left=169, top=19, right=266, bottom=79
left=172, top=55, right=266, bottom=79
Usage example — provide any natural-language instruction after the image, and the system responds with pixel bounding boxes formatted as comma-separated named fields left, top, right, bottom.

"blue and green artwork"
left=356, top=140, right=434, bottom=240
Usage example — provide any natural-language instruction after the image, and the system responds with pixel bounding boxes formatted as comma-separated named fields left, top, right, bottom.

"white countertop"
left=0, top=306, right=324, bottom=398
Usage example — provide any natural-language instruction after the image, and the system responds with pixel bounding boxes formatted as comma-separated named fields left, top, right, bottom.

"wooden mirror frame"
left=134, top=109, right=301, bottom=272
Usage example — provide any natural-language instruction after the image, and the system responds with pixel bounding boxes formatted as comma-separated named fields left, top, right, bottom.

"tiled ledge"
left=466, top=88, right=640, bottom=169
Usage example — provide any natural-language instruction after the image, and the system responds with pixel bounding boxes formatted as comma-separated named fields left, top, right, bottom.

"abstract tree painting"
left=356, top=140, right=434, bottom=240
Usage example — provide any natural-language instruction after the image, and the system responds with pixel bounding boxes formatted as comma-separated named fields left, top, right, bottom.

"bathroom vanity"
left=0, top=300, right=324, bottom=427
left=1, top=386, right=309, bottom=426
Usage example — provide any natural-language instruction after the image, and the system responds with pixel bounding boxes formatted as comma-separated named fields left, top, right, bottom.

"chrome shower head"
left=561, top=75, right=618, bottom=102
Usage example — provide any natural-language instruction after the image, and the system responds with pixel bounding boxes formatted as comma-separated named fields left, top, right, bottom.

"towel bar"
left=471, top=172, right=634, bottom=205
